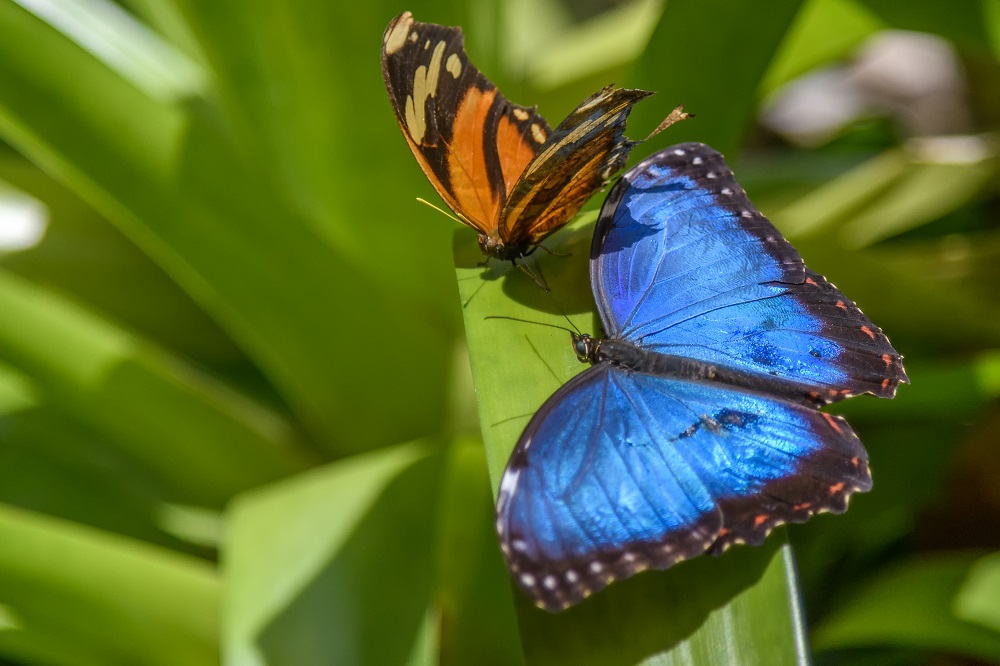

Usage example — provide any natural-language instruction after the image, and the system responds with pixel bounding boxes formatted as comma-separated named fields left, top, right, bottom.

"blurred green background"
left=1, top=0, right=1000, bottom=664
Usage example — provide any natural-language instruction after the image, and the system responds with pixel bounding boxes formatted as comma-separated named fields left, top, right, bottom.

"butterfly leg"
left=513, top=258, right=551, bottom=292
left=535, top=243, right=572, bottom=258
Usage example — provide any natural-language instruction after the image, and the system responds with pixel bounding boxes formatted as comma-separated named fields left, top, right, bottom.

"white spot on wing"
left=404, top=40, right=447, bottom=143
left=445, top=53, right=461, bottom=78
left=531, top=123, right=546, bottom=144
left=383, top=15, right=413, bottom=55
left=499, top=468, right=519, bottom=496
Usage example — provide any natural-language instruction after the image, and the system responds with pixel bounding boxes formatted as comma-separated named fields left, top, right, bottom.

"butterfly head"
left=571, top=333, right=600, bottom=364
left=477, top=234, right=529, bottom=262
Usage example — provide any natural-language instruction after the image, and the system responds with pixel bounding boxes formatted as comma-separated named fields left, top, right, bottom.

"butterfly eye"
left=572, top=334, right=594, bottom=363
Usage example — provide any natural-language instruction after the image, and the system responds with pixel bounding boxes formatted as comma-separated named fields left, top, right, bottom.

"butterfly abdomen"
left=595, top=338, right=834, bottom=407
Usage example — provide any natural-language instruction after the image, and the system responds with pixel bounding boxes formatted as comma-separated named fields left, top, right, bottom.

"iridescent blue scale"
left=496, top=143, right=908, bottom=612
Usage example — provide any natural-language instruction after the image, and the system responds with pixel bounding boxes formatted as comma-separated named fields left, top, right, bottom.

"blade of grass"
left=223, top=440, right=444, bottom=666
left=0, top=267, right=311, bottom=507
left=813, top=552, right=1000, bottom=662
left=627, top=0, right=805, bottom=158
left=0, top=503, right=219, bottom=666
left=0, top=0, right=452, bottom=451
left=761, top=0, right=883, bottom=95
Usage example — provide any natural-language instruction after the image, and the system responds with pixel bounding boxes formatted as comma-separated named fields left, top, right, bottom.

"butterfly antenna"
left=461, top=278, right=487, bottom=309
left=484, top=315, right=580, bottom=336
left=416, top=197, right=463, bottom=225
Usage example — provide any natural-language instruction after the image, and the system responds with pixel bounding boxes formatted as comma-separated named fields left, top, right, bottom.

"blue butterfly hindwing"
left=496, top=143, right=907, bottom=612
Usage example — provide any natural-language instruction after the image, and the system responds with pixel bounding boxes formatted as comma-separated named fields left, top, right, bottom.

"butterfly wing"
left=498, top=86, right=652, bottom=250
left=497, top=365, right=870, bottom=612
left=591, top=143, right=908, bottom=402
left=381, top=12, right=551, bottom=235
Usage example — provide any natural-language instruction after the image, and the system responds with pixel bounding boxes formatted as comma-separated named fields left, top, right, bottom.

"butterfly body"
left=496, top=142, right=908, bottom=612
left=571, top=333, right=835, bottom=409
left=382, top=13, right=660, bottom=260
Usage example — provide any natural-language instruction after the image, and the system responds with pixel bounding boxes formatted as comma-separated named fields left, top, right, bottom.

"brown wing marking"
left=515, top=144, right=622, bottom=247
left=498, top=86, right=653, bottom=246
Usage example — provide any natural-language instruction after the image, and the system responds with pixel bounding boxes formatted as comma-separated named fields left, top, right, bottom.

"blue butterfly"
left=495, top=143, right=908, bottom=612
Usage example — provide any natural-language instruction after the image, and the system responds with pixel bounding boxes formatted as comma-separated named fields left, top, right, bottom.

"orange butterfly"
left=381, top=12, right=685, bottom=261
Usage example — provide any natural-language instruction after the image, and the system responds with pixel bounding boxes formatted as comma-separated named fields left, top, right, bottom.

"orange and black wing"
left=381, top=12, right=552, bottom=236
left=498, top=86, right=653, bottom=249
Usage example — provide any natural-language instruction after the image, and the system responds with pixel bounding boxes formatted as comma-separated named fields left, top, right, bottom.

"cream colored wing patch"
left=404, top=40, right=447, bottom=144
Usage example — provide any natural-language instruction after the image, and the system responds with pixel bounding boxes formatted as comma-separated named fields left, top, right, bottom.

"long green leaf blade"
left=455, top=224, right=810, bottom=664
left=0, top=0, right=451, bottom=452
left=0, top=504, right=219, bottom=666
left=0, top=267, right=311, bottom=504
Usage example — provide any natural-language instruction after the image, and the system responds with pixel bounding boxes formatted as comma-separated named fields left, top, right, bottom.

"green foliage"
left=0, top=0, right=998, bottom=664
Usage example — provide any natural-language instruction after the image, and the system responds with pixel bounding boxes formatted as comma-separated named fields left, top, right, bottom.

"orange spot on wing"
left=805, top=277, right=818, bottom=286
left=850, top=456, right=860, bottom=467
left=717, top=528, right=730, bottom=537
left=822, top=412, right=844, bottom=435
left=882, top=378, right=890, bottom=390
left=448, top=87, right=501, bottom=232
left=860, top=326, right=876, bottom=340
left=495, top=113, right=538, bottom=196
left=835, top=300, right=847, bottom=310
left=753, top=514, right=769, bottom=528
left=829, top=482, right=845, bottom=494
left=882, top=353, right=892, bottom=367
left=793, top=502, right=811, bottom=511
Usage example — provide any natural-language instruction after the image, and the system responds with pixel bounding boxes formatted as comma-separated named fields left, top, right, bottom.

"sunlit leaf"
left=455, top=223, right=810, bottom=664
left=0, top=504, right=219, bottom=666
left=223, top=440, right=444, bottom=666
left=814, top=552, right=1000, bottom=662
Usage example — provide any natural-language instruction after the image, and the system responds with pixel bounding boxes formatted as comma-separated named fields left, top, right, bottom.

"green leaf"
left=223, top=440, right=445, bottom=666
left=769, top=146, right=1000, bottom=352
left=814, top=552, right=1000, bottom=662
left=0, top=503, right=219, bottom=666
left=434, top=439, right=525, bottom=666
left=455, top=224, right=810, bottom=664
left=0, top=267, right=311, bottom=507
left=0, top=156, right=245, bottom=369
left=858, top=0, right=994, bottom=46
left=761, top=0, right=884, bottom=95
left=0, top=0, right=453, bottom=452
left=170, top=0, right=462, bottom=319
left=628, top=0, right=805, bottom=158
left=956, top=551, right=1000, bottom=633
